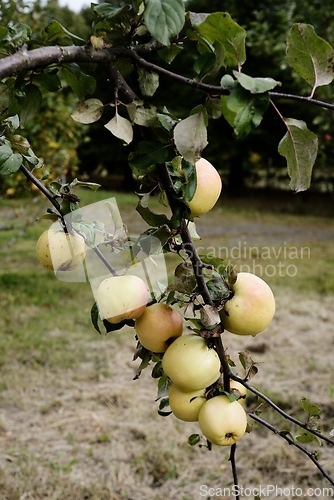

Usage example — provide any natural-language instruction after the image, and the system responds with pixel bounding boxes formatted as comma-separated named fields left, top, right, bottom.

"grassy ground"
left=0, top=188, right=334, bottom=499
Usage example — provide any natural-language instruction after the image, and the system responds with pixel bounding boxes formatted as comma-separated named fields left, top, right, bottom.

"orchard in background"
left=0, top=0, right=334, bottom=494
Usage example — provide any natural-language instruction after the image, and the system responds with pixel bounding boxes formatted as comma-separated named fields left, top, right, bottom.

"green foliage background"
left=1, top=0, right=334, bottom=196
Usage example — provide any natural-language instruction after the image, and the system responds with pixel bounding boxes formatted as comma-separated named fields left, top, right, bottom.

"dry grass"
left=0, top=190, right=334, bottom=499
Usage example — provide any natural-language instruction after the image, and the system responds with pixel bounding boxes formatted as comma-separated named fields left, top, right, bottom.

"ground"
left=0, top=189, right=333, bottom=500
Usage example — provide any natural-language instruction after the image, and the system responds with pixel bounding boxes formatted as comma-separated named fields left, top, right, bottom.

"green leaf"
left=172, top=262, right=197, bottom=294
left=173, top=110, right=208, bottom=163
left=278, top=118, right=318, bottom=192
left=91, top=302, right=101, bottom=334
left=156, top=372, right=171, bottom=399
left=128, top=103, right=159, bottom=127
left=286, top=24, right=334, bottom=97
left=72, top=221, right=96, bottom=247
left=2, top=23, right=31, bottom=49
left=128, top=140, right=168, bottom=171
left=151, top=360, right=163, bottom=378
left=238, top=350, right=258, bottom=381
left=220, top=74, right=235, bottom=91
left=233, top=71, right=280, bottom=93
left=39, top=212, right=59, bottom=222
left=0, top=27, right=8, bottom=42
left=158, top=397, right=170, bottom=411
left=69, top=179, right=101, bottom=191
left=180, top=159, right=197, bottom=202
left=93, top=2, right=132, bottom=20
left=199, top=254, right=227, bottom=276
left=204, top=269, right=231, bottom=302
left=300, top=397, right=321, bottom=417
left=197, top=12, right=246, bottom=69
left=0, top=83, right=14, bottom=115
left=138, top=68, right=159, bottom=97
left=158, top=44, right=183, bottom=64
left=103, top=317, right=135, bottom=333
left=32, top=71, right=62, bottom=92
left=18, top=84, right=42, bottom=127
left=220, top=95, right=236, bottom=128
left=136, top=204, right=170, bottom=228
left=0, top=145, right=22, bottom=175
left=49, top=181, right=62, bottom=195
left=60, top=64, right=96, bottom=100
left=194, top=52, right=216, bottom=76
left=43, top=20, right=85, bottom=45
left=143, top=0, right=185, bottom=46
left=11, top=134, right=30, bottom=154
left=295, top=430, right=318, bottom=444
left=71, top=98, right=104, bottom=124
left=104, top=110, right=133, bottom=145
left=225, top=84, right=269, bottom=137
left=157, top=112, right=176, bottom=131
left=158, top=396, right=172, bottom=416
left=188, top=433, right=201, bottom=446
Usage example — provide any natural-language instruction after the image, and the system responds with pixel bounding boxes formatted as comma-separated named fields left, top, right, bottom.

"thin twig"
left=249, top=413, right=334, bottom=488
left=127, top=50, right=334, bottom=110
left=92, top=245, right=118, bottom=276
left=230, top=374, right=334, bottom=447
left=19, top=165, right=68, bottom=231
left=229, top=444, right=240, bottom=500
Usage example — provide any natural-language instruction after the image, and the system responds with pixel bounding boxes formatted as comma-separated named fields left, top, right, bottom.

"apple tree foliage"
left=0, top=0, right=334, bottom=489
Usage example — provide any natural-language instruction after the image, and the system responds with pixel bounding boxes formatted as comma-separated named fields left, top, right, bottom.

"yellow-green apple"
left=36, top=228, right=86, bottom=271
left=96, top=275, right=148, bottom=324
left=162, top=334, right=221, bottom=391
left=220, top=272, right=275, bottom=336
left=168, top=384, right=206, bottom=422
left=186, top=157, right=222, bottom=217
left=135, top=302, right=183, bottom=353
left=198, top=395, right=248, bottom=446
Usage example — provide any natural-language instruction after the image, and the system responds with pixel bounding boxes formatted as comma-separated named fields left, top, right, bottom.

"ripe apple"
left=220, top=272, right=275, bottom=336
left=36, top=228, right=86, bottom=271
left=162, top=334, right=221, bottom=391
left=198, top=395, right=248, bottom=446
left=135, top=302, right=183, bottom=353
left=186, top=157, right=222, bottom=217
left=96, top=275, right=148, bottom=324
left=168, top=384, right=206, bottom=422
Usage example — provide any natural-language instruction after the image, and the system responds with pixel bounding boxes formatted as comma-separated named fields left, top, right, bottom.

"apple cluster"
left=35, top=157, right=276, bottom=448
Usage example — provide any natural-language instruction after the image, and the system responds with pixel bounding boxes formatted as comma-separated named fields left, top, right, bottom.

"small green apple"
left=198, top=395, right=248, bottom=446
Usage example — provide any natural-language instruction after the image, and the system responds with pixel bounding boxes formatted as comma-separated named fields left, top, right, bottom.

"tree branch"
left=249, top=412, right=334, bottom=488
left=19, top=165, right=67, bottom=231
left=0, top=45, right=112, bottom=79
left=1, top=44, right=334, bottom=111
left=231, top=374, right=334, bottom=447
